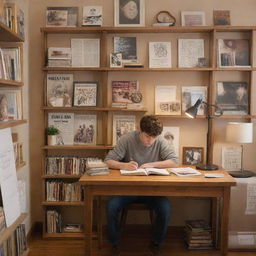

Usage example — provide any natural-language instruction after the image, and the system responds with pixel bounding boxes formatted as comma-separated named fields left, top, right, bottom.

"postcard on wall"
left=48, top=47, right=71, bottom=60
left=218, top=39, right=250, bottom=67
left=114, top=37, right=137, bottom=63
left=181, top=11, right=205, bottom=26
left=0, top=128, right=21, bottom=227
left=112, top=80, right=138, bottom=104
left=74, top=115, right=97, bottom=145
left=48, top=113, right=74, bottom=145
left=71, top=38, right=100, bottom=67
left=221, top=146, right=242, bottom=171
left=114, top=0, right=145, bottom=27
left=73, top=82, right=97, bottom=107
left=216, top=81, right=248, bottom=115
left=46, top=7, right=78, bottom=27
left=161, top=126, right=180, bottom=158
left=155, top=85, right=181, bottom=115
left=182, top=86, right=207, bottom=115
left=47, top=74, right=73, bottom=107
left=113, top=115, right=135, bottom=145
left=178, top=39, right=204, bottom=68
left=213, top=10, right=231, bottom=25
left=149, top=42, right=172, bottom=68
left=82, top=6, right=102, bottom=26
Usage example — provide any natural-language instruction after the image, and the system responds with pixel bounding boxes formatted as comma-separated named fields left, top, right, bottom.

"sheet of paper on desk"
left=204, top=173, right=225, bottom=178
left=170, top=167, right=201, bottom=177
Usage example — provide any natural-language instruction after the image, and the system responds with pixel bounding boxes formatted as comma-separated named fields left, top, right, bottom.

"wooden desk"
left=79, top=169, right=236, bottom=256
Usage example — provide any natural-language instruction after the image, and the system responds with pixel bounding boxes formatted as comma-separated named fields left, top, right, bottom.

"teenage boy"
left=105, top=115, right=178, bottom=256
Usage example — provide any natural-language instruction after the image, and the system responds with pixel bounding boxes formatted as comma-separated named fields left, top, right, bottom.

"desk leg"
left=84, top=186, right=93, bottom=256
left=220, top=187, right=231, bottom=256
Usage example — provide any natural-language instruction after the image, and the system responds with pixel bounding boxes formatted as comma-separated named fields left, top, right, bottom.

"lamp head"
left=185, top=98, right=202, bottom=118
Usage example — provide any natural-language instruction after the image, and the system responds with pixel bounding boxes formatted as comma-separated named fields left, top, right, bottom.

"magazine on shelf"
left=73, top=82, right=97, bottom=107
left=48, top=113, right=74, bottom=145
left=112, top=115, right=135, bottom=145
left=149, top=42, right=172, bottom=68
left=46, top=7, right=78, bottom=27
left=182, top=86, right=207, bottom=115
left=112, top=80, right=139, bottom=104
left=218, top=39, right=250, bottom=67
left=216, top=81, right=248, bottom=115
left=178, top=39, right=204, bottom=68
left=71, top=38, right=100, bottom=67
left=17, top=8, right=25, bottom=37
left=82, top=6, right=102, bottom=26
left=155, top=85, right=181, bottom=115
left=46, top=74, right=73, bottom=107
left=73, top=114, right=97, bottom=145
left=120, top=168, right=170, bottom=176
left=114, top=37, right=137, bottom=63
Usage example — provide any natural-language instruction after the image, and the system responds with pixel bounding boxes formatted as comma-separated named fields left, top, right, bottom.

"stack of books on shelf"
left=184, top=219, right=213, bottom=250
left=46, top=210, right=62, bottom=233
left=62, top=223, right=83, bottom=233
left=47, top=47, right=71, bottom=67
left=86, top=158, right=109, bottom=176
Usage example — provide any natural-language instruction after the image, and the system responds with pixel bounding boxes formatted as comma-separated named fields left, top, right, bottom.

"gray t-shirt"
left=105, top=130, right=178, bottom=166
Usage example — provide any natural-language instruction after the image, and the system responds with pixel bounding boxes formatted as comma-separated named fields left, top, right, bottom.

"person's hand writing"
left=139, top=163, right=154, bottom=169
left=123, top=161, right=138, bottom=170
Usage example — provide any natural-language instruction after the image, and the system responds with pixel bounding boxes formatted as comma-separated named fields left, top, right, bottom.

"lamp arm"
left=201, top=101, right=223, bottom=117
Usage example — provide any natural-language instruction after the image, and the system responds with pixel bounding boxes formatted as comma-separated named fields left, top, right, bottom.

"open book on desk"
left=120, top=168, right=170, bottom=176
left=170, top=167, right=201, bottom=177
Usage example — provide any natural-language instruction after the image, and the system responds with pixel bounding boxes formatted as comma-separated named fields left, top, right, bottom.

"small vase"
left=47, top=135, right=57, bottom=146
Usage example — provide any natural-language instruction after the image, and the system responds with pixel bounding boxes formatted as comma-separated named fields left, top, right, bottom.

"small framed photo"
left=182, top=147, right=204, bottom=165
left=110, top=52, right=123, bottom=68
left=181, top=11, right=205, bottom=26
left=114, top=0, right=145, bottom=27
left=73, top=82, right=97, bottom=107
left=213, top=10, right=230, bottom=26
left=82, top=6, right=103, bottom=26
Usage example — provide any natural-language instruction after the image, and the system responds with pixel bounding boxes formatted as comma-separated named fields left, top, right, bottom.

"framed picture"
left=213, top=10, right=231, bottom=26
left=181, top=11, right=205, bottom=26
left=182, top=147, right=204, bottom=165
left=149, top=42, right=172, bottom=68
left=114, top=37, right=137, bottom=63
left=73, top=82, right=97, bottom=107
left=110, top=52, right=122, bottom=67
left=82, top=6, right=102, bottom=26
left=114, top=0, right=145, bottom=27
left=218, top=39, right=250, bottom=67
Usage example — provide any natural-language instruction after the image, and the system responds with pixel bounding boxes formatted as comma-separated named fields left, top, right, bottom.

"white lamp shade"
left=226, top=122, right=253, bottom=143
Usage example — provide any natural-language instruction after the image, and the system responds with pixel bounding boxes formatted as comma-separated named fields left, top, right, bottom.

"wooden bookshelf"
left=0, top=213, right=28, bottom=245
left=42, top=145, right=114, bottom=150
left=0, top=79, right=24, bottom=87
left=42, top=201, right=84, bottom=206
left=0, top=21, right=24, bottom=42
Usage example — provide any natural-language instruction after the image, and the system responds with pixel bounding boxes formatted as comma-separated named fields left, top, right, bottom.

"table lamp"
left=185, top=98, right=223, bottom=170
left=226, top=122, right=255, bottom=178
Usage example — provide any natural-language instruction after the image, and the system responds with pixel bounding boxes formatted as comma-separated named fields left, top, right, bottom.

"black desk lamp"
left=185, top=99, right=223, bottom=170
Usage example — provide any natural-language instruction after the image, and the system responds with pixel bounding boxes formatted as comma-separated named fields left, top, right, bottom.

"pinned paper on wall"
left=0, top=128, right=21, bottom=227
left=245, top=180, right=256, bottom=215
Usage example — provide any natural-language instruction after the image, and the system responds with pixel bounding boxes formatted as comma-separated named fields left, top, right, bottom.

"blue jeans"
left=106, top=196, right=171, bottom=245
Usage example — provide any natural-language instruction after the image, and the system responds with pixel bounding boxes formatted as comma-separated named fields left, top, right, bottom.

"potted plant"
left=46, top=126, right=59, bottom=146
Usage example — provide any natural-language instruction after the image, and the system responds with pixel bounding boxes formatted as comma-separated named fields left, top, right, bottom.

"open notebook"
left=120, top=168, right=170, bottom=176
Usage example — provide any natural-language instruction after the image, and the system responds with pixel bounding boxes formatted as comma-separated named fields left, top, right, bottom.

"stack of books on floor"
left=184, top=219, right=213, bottom=250
left=86, top=158, right=109, bottom=176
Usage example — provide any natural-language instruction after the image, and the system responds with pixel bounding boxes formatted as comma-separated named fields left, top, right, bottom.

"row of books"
left=46, top=210, right=83, bottom=234
left=184, top=219, right=213, bottom=250
left=45, top=156, right=87, bottom=175
left=13, top=142, right=23, bottom=166
left=46, top=38, right=250, bottom=69
left=0, top=48, right=21, bottom=82
left=0, top=89, right=22, bottom=122
left=0, top=2, right=25, bottom=37
left=46, top=181, right=83, bottom=202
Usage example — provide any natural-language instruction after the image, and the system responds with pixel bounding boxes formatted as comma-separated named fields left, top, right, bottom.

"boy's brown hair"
left=140, top=115, right=163, bottom=137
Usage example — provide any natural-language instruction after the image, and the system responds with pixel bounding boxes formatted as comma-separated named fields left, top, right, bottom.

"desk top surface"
left=79, top=169, right=236, bottom=187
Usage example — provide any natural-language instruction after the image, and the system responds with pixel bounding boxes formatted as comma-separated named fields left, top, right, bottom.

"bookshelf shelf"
left=42, top=174, right=82, bottom=179
left=0, top=213, right=28, bottom=245
left=0, top=120, right=27, bottom=129
left=0, top=21, right=24, bottom=42
left=42, top=145, right=114, bottom=150
left=0, top=79, right=24, bottom=87
left=43, top=232, right=95, bottom=239
left=42, top=201, right=84, bottom=206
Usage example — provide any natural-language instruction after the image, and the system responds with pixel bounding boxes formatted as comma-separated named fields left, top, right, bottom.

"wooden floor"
left=28, top=228, right=256, bottom=256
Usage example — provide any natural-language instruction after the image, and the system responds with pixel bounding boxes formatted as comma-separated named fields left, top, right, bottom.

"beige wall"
left=29, top=0, right=256, bottom=225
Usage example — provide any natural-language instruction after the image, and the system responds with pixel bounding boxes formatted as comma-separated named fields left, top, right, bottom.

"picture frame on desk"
left=114, top=0, right=145, bottom=27
left=182, top=147, right=204, bottom=165
left=73, top=82, right=97, bottom=107
left=181, top=11, right=205, bottom=26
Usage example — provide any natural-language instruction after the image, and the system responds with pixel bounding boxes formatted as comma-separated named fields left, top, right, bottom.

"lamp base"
left=196, top=163, right=219, bottom=171
left=228, top=170, right=255, bottom=178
